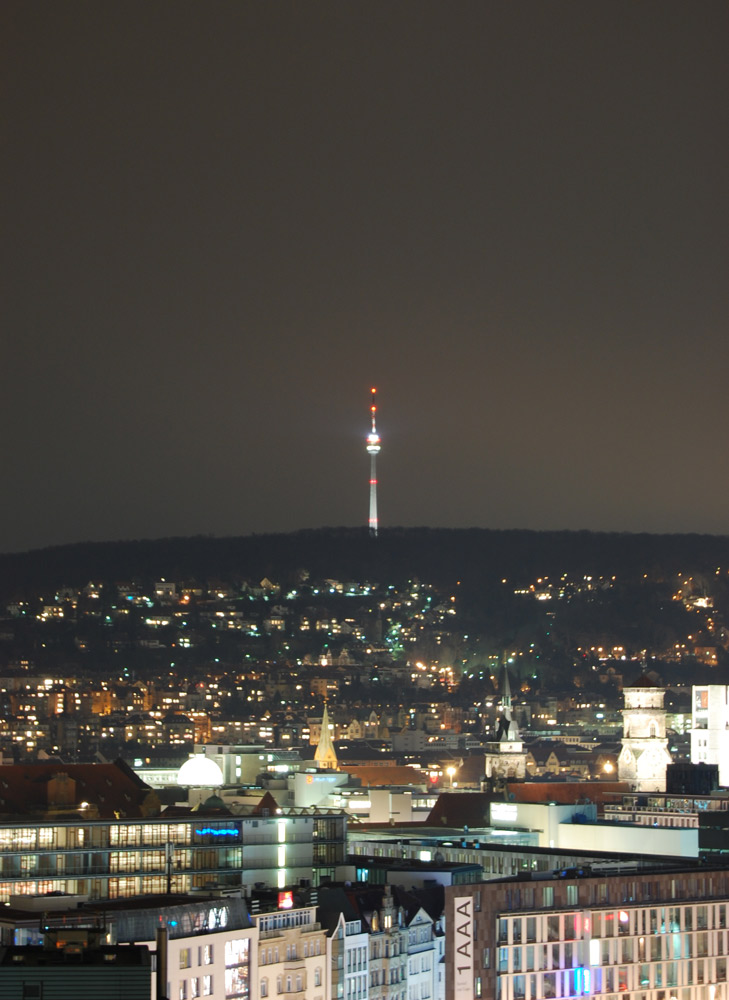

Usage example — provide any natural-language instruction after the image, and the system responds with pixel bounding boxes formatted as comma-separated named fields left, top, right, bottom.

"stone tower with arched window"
left=618, top=673, right=673, bottom=791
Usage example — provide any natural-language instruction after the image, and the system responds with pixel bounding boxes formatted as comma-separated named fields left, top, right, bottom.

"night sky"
left=3, top=2, right=728, bottom=554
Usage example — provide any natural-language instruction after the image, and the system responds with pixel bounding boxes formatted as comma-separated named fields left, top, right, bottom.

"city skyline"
left=3, top=2, right=728, bottom=554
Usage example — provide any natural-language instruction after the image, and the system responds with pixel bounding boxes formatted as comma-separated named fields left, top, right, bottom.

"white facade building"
left=405, top=907, right=438, bottom=1000
left=691, top=684, right=729, bottom=786
left=326, top=910, right=370, bottom=1000
left=162, top=914, right=255, bottom=1000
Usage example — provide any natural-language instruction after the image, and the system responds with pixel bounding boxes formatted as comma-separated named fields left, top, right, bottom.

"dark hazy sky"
left=3, top=2, right=728, bottom=553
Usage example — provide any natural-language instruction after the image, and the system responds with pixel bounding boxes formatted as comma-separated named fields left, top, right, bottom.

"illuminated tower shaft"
left=366, top=387, right=381, bottom=537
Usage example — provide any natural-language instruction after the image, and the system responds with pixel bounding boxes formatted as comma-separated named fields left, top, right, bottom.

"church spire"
left=496, top=660, right=519, bottom=742
left=314, top=703, right=338, bottom=770
left=501, top=661, right=512, bottom=718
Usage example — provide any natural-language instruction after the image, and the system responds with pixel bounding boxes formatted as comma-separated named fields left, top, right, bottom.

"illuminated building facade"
left=366, top=886, right=409, bottom=1000
left=691, top=685, right=729, bottom=787
left=618, top=675, right=672, bottom=792
left=326, top=909, right=370, bottom=1000
left=446, top=866, right=729, bottom=1000
left=0, top=811, right=346, bottom=902
left=254, top=904, right=327, bottom=1000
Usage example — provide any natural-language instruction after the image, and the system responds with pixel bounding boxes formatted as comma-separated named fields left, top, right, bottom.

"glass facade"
left=0, top=818, right=247, bottom=899
left=495, top=900, right=729, bottom=999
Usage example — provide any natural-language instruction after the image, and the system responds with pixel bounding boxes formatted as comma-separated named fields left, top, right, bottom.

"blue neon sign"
left=194, top=827, right=239, bottom=837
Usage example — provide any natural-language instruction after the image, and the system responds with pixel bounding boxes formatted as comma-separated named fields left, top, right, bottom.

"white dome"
left=177, top=754, right=224, bottom=787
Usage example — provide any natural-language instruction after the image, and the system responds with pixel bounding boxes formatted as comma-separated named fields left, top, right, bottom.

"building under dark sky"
left=2, top=2, right=728, bottom=553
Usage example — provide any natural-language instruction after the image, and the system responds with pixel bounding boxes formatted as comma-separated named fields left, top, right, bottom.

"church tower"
left=618, top=673, right=673, bottom=792
left=483, top=662, right=526, bottom=781
left=314, top=703, right=338, bottom=770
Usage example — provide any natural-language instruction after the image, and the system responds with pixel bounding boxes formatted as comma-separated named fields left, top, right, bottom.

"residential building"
left=253, top=903, right=326, bottom=1000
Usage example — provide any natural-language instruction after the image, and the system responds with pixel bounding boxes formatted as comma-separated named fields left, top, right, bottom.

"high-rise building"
left=691, top=684, right=729, bottom=786
left=366, top=388, right=381, bottom=536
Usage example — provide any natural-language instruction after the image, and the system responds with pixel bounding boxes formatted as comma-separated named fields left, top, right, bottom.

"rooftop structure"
left=177, top=752, right=224, bottom=787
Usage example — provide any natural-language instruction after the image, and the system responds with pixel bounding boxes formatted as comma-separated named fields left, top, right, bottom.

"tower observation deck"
left=366, top=387, right=381, bottom=537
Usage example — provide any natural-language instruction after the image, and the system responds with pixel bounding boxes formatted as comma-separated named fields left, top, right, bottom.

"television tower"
left=366, top=387, right=381, bottom=537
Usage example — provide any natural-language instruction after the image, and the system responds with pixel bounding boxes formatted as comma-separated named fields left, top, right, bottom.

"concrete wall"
left=556, top=820, right=698, bottom=858
left=490, top=801, right=597, bottom=848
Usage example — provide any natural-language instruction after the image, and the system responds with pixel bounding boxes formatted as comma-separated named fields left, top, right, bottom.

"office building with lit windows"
left=446, top=865, right=729, bottom=1000
left=0, top=808, right=347, bottom=901
left=0, top=761, right=347, bottom=901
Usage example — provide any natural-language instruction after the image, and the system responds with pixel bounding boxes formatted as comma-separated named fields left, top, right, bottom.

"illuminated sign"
left=195, top=827, right=239, bottom=837
left=490, top=802, right=518, bottom=823
left=278, top=891, right=294, bottom=910
left=207, top=906, right=229, bottom=930
left=453, top=896, right=473, bottom=999
left=574, top=967, right=591, bottom=995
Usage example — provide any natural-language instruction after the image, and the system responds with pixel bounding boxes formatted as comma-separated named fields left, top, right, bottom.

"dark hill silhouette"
left=1, top=527, right=728, bottom=602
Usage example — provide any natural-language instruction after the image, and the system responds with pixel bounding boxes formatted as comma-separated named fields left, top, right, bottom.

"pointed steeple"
left=314, top=703, right=338, bottom=770
left=501, top=662, right=512, bottom=720
left=496, top=660, right=519, bottom=742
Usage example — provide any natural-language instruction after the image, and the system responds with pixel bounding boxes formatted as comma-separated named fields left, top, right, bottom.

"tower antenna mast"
left=366, top=387, right=381, bottom=537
